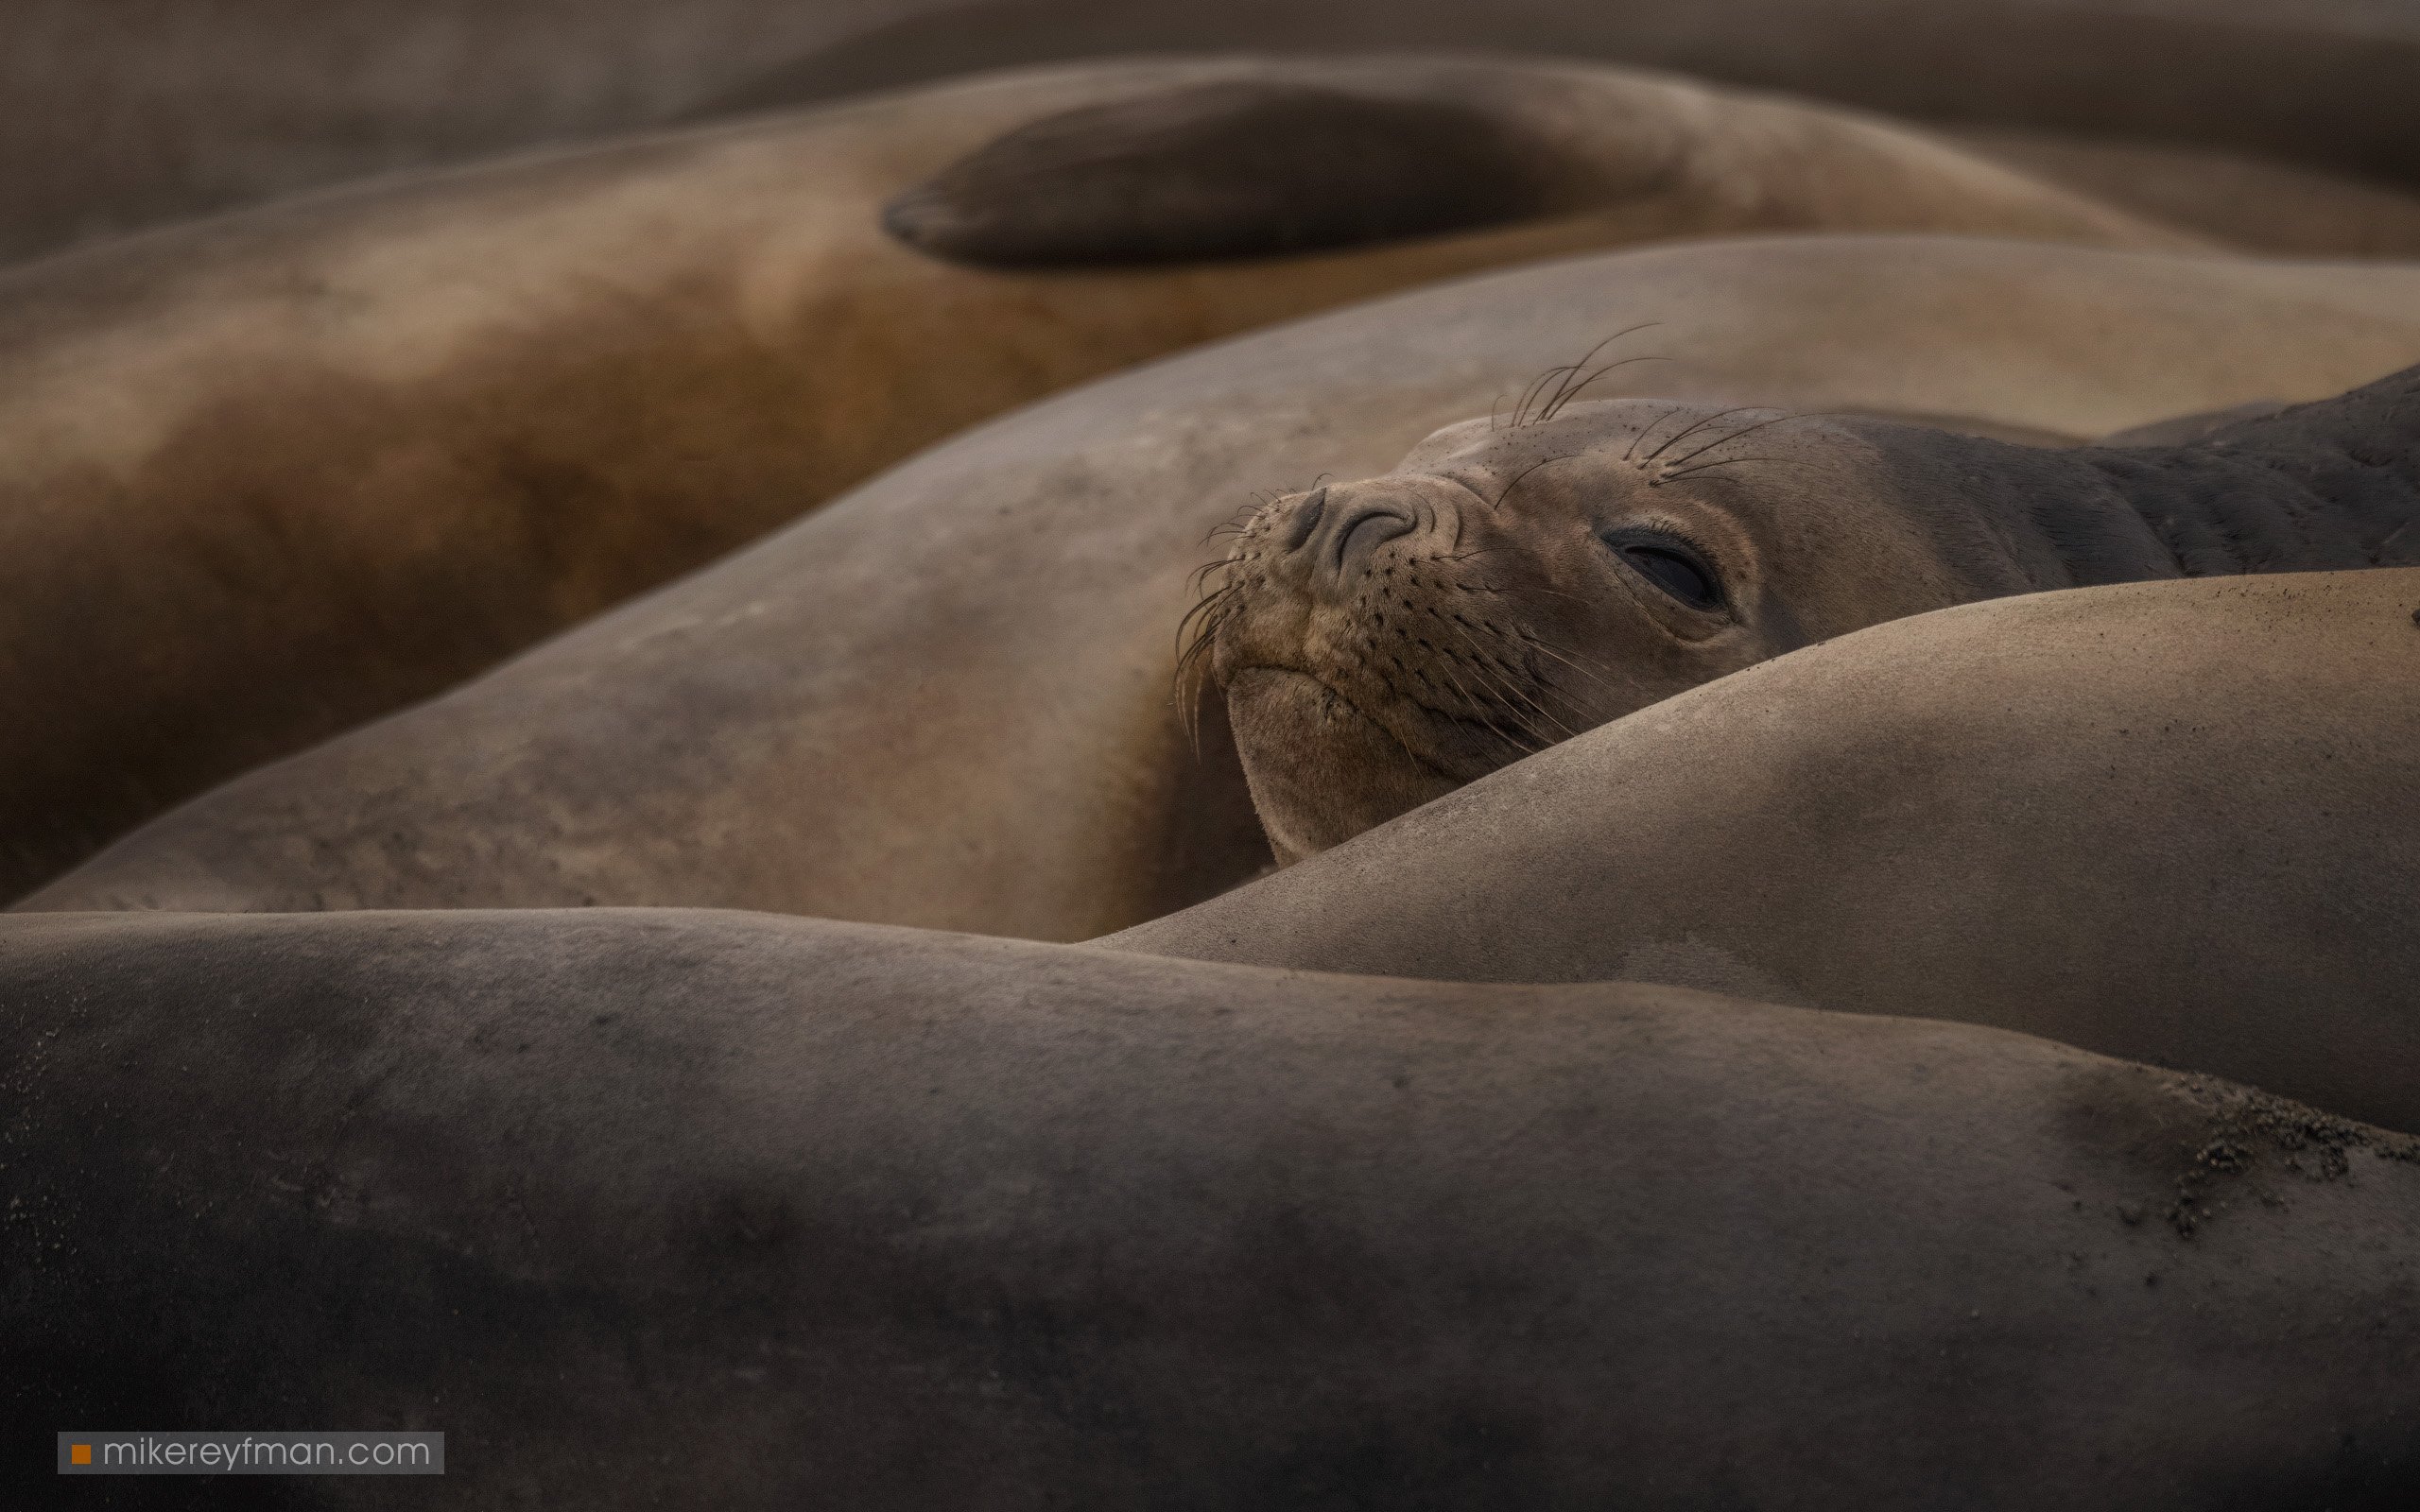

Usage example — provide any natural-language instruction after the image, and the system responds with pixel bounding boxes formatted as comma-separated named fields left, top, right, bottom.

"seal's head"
left=1188, top=397, right=2016, bottom=863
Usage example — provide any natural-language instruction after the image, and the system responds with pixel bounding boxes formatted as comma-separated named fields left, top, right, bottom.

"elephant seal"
left=718, top=0, right=2420, bottom=191
left=0, top=57, right=2215, bottom=902
left=1112, top=569, right=2420, bottom=1133
left=7, top=906, right=2420, bottom=1505
left=0, top=0, right=970, bottom=266
left=1193, top=360, right=2420, bottom=861
left=16, top=0, right=2420, bottom=268
left=27, top=236, right=2420, bottom=934
left=1950, top=129, right=2420, bottom=258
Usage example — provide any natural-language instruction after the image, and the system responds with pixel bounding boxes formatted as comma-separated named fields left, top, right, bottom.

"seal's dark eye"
left=1602, top=531, right=1724, bottom=612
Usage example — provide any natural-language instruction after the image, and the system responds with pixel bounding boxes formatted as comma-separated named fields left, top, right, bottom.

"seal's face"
left=1194, top=399, right=1873, bottom=863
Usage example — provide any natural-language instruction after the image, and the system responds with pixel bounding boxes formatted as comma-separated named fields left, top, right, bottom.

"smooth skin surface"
left=1111, top=570, right=2420, bottom=1133
left=0, top=55, right=2211, bottom=902
left=5, top=906, right=2418, bottom=1506
left=14, top=0, right=2420, bottom=266
left=28, top=237, right=2420, bottom=935
left=726, top=0, right=2420, bottom=190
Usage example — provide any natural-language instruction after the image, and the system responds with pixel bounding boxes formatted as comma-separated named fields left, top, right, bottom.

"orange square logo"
left=70, top=1444, right=91, bottom=1466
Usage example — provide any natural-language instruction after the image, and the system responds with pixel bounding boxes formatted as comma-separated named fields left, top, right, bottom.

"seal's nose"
left=1281, top=484, right=1416, bottom=590
left=1280, top=486, right=1329, bottom=553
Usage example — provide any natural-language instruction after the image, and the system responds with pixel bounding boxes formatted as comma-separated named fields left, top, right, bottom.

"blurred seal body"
left=1114, top=569, right=2420, bottom=1134
left=6, top=905, right=2420, bottom=1503
left=0, top=55, right=2209, bottom=901
left=26, top=238, right=2420, bottom=932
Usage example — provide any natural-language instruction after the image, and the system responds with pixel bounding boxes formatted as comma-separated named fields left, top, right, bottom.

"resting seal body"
left=1114, top=569, right=2420, bottom=1133
left=0, top=57, right=2220, bottom=902
left=0, top=0, right=962, bottom=265
left=1950, top=129, right=2420, bottom=258
left=15, top=0, right=2420, bottom=266
left=723, top=0, right=2420, bottom=191
left=7, top=906, right=2420, bottom=1505
left=27, top=236, right=2420, bottom=932
left=1197, top=361, right=2420, bottom=861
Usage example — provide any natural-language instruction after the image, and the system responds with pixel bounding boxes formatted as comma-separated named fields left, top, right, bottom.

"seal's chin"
left=1223, top=667, right=1461, bottom=866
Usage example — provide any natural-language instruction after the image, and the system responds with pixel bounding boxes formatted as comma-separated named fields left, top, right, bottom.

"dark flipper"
left=884, top=81, right=1589, bottom=266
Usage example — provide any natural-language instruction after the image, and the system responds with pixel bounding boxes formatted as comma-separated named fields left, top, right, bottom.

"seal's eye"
left=1601, top=530, right=1724, bottom=612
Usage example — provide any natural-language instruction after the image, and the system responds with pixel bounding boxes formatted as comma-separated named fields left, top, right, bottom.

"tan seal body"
left=1110, top=570, right=2420, bottom=1133
left=1197, top=363, right=2420, bottom=862
left=0, top=57, right=2220, bottom=902
left=28, top=237, right=2420, bottom=935
left=16, top=0, right=2420, bottom=267
left=1952, top=129, right=2420, bottom=258
left=7, top=906, right=2420, bottom=1504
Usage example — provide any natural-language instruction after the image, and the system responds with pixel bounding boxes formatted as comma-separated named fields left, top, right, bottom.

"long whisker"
left=1426, top=653, right=1547, bottom=758
left=1537, top=353, right=1672, bottom=424
left=1510, top=324, right=1653, bottom=428
left=1463, top=578, right=1593, bottom=608
left=1432, top=619, right=1567, bottom=745
left=1492, top=453, right=1571, bottom=512
left=1519, top=632, right=1630, bottom=702
left=1530, top=324, right=1661, bottom=424
left=1660, top=409, right=1839, bottom=469
left=1652, top=455, right=1784, bottom=487
left=1427, top=608, right=1572, bottom=743
left=1624, top=405, right=1686, bottom=462
left=1644, top=405, right=1762, bottom=461
left=1509, top=363, right=1571, bottom=430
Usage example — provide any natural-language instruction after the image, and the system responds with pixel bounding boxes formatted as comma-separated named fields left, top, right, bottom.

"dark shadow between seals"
left=883, top=81, right=1594, bottom=266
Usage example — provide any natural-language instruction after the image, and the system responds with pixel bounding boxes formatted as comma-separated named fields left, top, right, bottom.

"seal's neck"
left=2081, top=363, right=2420, bottom=577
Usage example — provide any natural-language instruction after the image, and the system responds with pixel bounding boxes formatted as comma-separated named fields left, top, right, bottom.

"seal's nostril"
left=1334, top=507, right=1415, bottom=576
left=1282, top=487, right=1329, bottom=553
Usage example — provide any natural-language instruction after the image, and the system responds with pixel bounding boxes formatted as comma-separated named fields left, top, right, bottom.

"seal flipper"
left=884, top=81, right=1587, bottom=266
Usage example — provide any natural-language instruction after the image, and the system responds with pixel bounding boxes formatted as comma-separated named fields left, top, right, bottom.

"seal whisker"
left=1653, top=455, right=1784, bottom=486
left=1518, top=632, right=1629, bottom=702
left=1493, top=454, right=1573, bottom=512
left=1426, top=654, right=1548, bottom=756
left=1511, top=364, right=1575, bottom=430
left=1428, top=608, right=1572, bottom=742
left=1465, top=578, right=1593, bottom=608
left=1624, top=405, right=1687, bottom=462
left=1187, top=552, right=1245, bottom=592
left=1533, top=332, right=1630, bottom=420
left=1645, top=405, right=1763, bottom=461
left=1660, top=409, right=1839, bottom=470
left=1527, top=325, right=1665, bottom=425
left=1451, top=642, right=1572, bottom=746
left=1537, top=352, right=1672, bottom=424
left=1172, top=578, right=1246, bottom=726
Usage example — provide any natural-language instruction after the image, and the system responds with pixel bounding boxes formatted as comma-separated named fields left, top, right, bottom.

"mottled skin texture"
left=1114, top=570, right=2420, bottom=1133
left=13, top=0, right=2420, bottom=268
left=0, top=56, right=2208, bottom=903
left=28, top=237, right=2420, bottom=933
left=1201, top=363, right=2420, bottom=860
left=5, top=907, right=2419, bottom=1506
